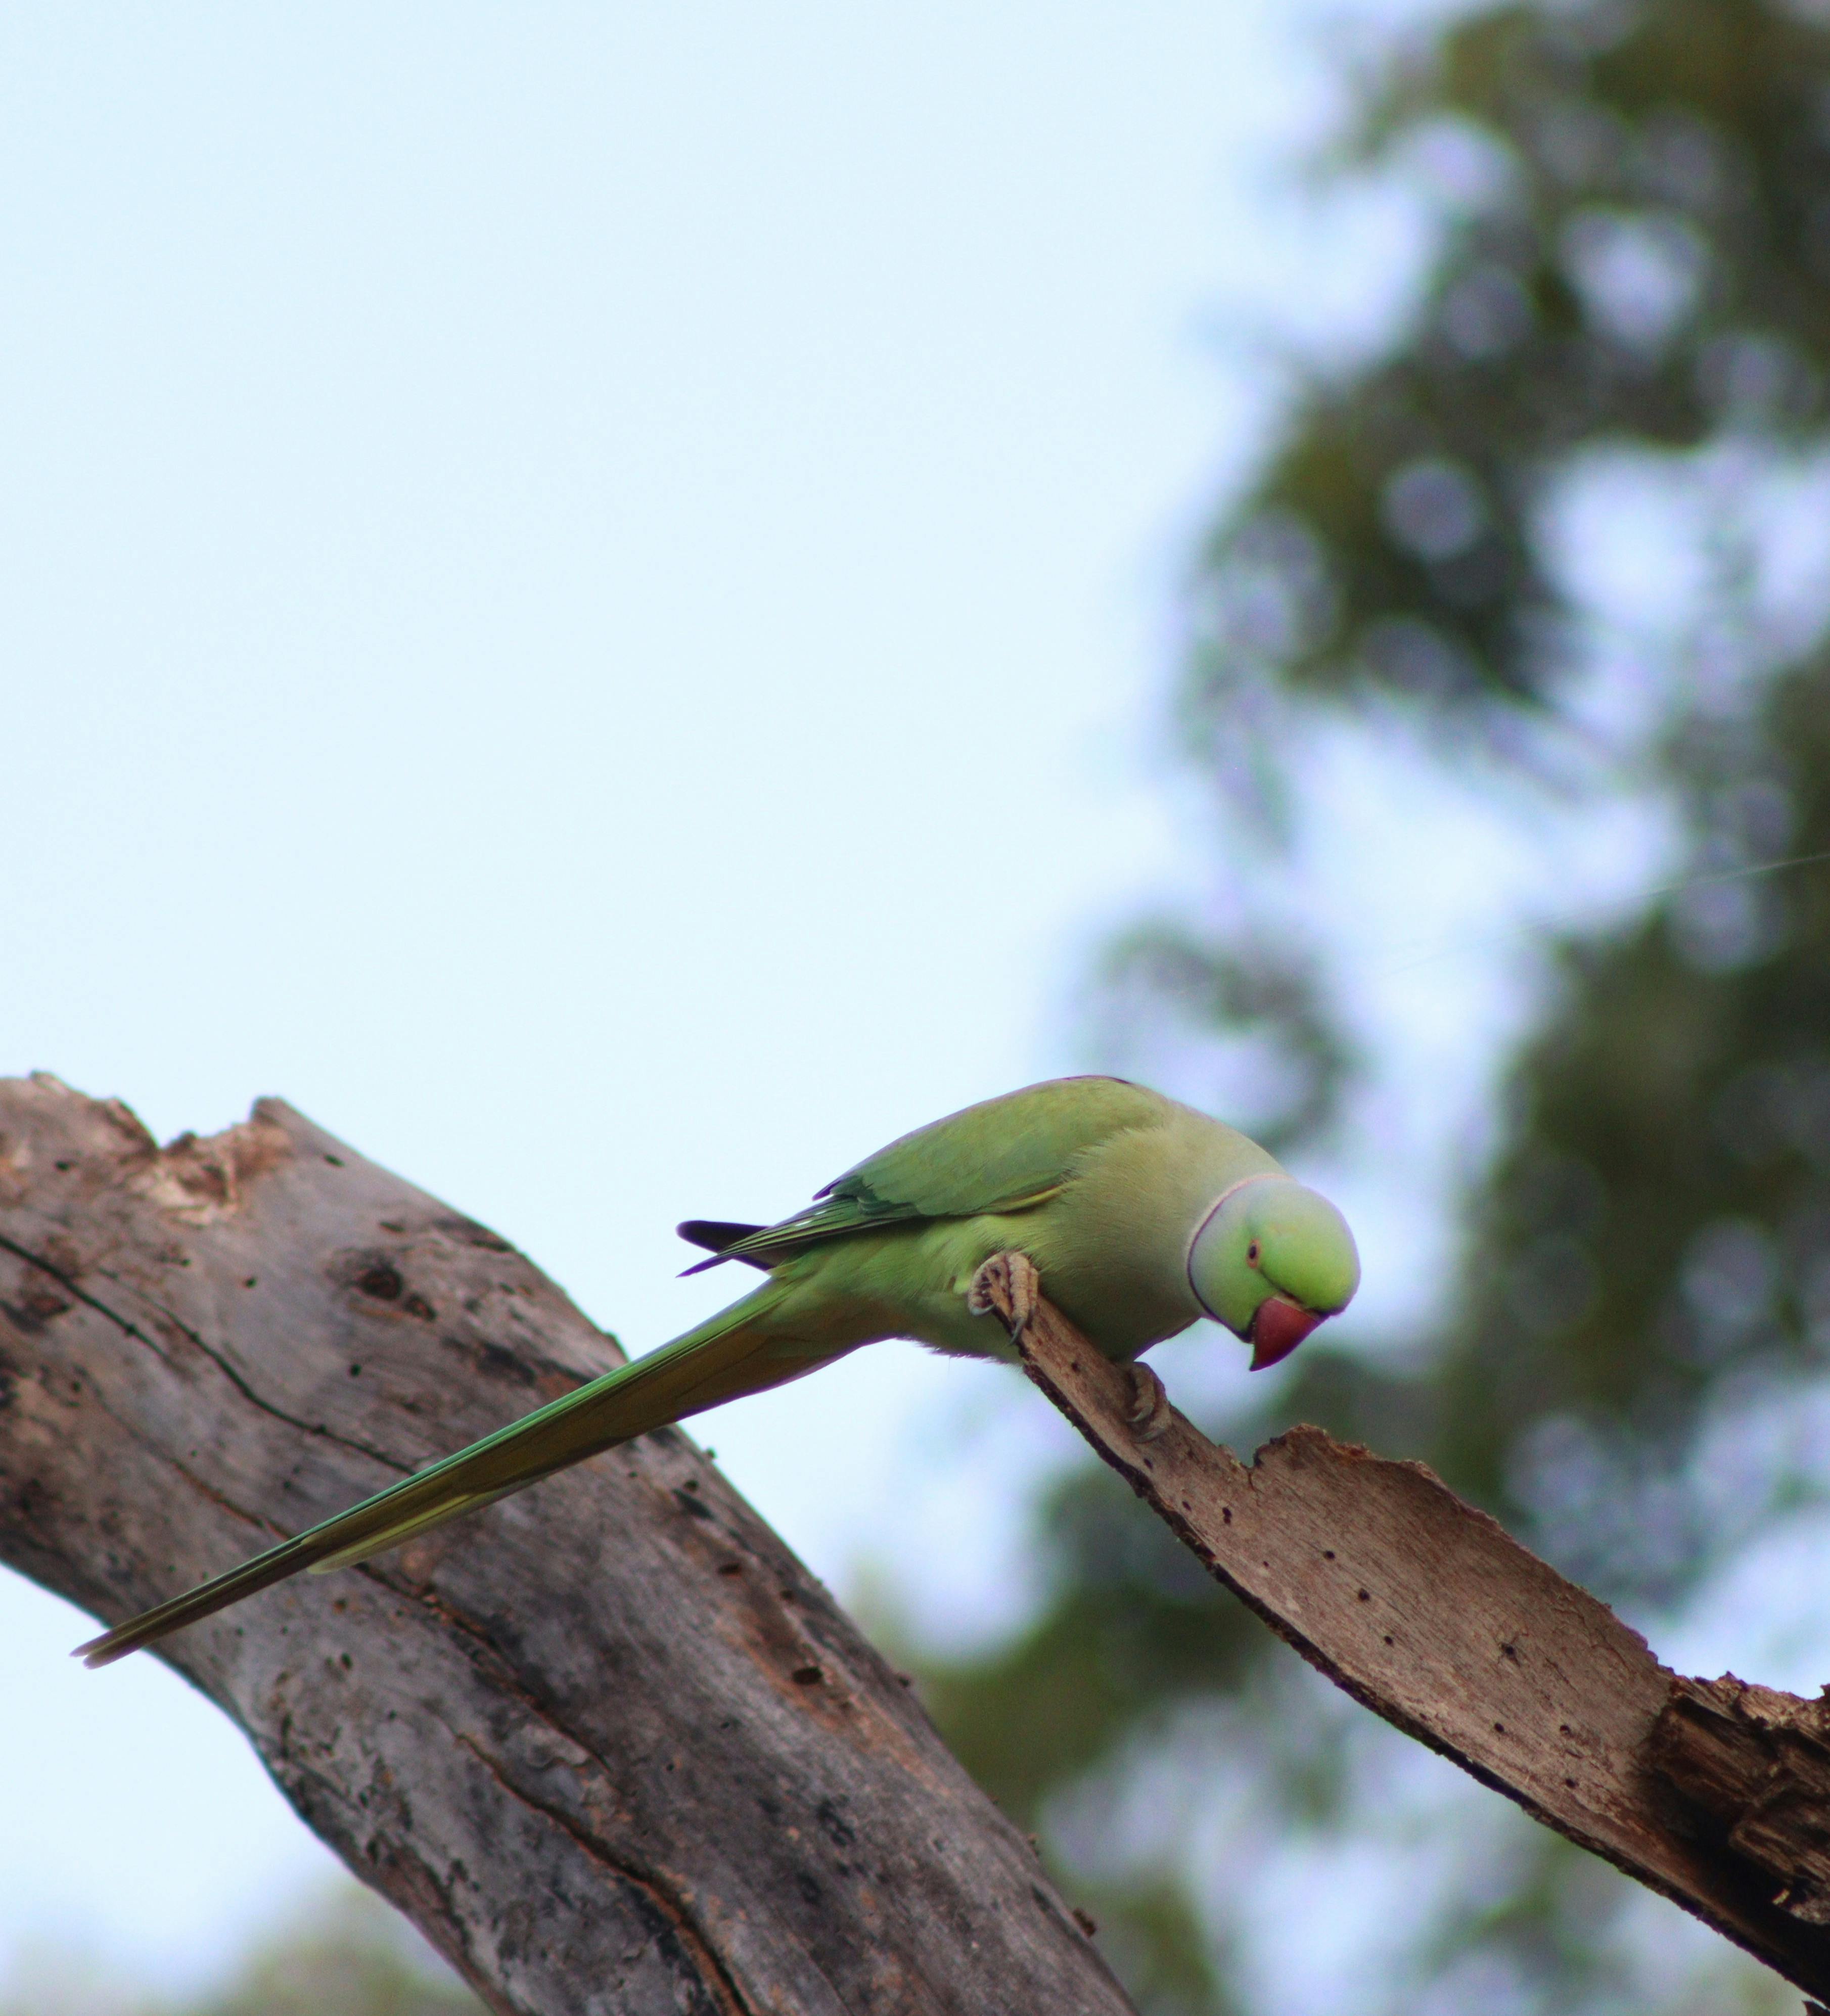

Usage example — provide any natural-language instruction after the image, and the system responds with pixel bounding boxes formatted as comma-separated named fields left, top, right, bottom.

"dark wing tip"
left=676, top=1219, right=767, bottom=1277
left=676, top=1219, right=764, bottom=1253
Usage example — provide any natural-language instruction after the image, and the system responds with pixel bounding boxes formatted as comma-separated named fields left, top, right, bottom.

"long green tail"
left=76, top=1285, right=803, bottom=1668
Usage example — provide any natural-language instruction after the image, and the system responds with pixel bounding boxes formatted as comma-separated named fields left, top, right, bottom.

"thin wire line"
left=1642, top=846, right=1830, bottom=897
left=1362, top=847, right=1830, bottom=979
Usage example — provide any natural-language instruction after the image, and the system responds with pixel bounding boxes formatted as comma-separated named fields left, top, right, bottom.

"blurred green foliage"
left=0, top=1887, right=482, bottom=2016
left=1190, top=0, right=1830, bottom=743
left=922, top=2, right=1830, bottom=2011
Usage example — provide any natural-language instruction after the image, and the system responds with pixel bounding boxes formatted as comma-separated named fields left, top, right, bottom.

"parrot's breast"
left=992, top=1108, right=1282, bottom=1360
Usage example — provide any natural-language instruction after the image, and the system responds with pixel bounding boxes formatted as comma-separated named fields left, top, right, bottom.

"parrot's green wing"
left=702, top=1076, right=1168, bottom=1269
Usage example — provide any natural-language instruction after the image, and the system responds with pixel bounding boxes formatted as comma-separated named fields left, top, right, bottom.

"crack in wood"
left=454, top=1733, right=758, bottom=2016
left=1, top=1227, right=411, bottom=1473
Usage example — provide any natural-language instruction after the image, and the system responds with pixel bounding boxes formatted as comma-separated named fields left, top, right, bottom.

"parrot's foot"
left=1127, top=1362, right=1174, bottom=1442
left=968, top=1250, right=1040, bottom=1343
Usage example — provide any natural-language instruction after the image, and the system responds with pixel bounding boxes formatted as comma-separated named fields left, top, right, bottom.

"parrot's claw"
left=1126, top=1362, right=1174, bottom=1442
left=968, top=1250, right=1041, bottom=1342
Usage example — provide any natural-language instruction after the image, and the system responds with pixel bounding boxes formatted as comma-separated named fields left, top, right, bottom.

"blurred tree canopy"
left=0, top=1888, right=481, bottom=2016
left=922, top=4, right=1830, bottom=2012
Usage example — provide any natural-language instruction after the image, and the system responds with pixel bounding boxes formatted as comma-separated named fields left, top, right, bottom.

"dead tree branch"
left=0, top=1079, right=1134, bottom=2016
left=972, top=1255, right=1830, bottom=2006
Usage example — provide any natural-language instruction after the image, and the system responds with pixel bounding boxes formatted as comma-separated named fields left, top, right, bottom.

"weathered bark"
left=969, top=1254, right=1830, bottom=2005
left=0, top=1078, right=1135, bottom=2016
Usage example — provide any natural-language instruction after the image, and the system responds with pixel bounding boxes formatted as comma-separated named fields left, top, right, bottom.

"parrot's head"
left=1186, top=1175, right=1360, bottom=1369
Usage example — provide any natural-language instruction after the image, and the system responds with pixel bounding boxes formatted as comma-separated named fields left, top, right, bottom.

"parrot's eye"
left=1247, top=1241, right=1261, bottom=1265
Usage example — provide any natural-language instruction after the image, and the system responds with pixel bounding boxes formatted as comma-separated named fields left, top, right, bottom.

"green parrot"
left=76, top=1076, right=1358, bottom=1668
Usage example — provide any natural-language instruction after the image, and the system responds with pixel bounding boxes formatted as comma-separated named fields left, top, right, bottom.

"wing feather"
left=704, top=1077, right=1168, bottom=1269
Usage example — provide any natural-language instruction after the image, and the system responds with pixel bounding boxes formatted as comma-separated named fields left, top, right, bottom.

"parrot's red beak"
left=1249, top=1296, right=1323, bottom=1370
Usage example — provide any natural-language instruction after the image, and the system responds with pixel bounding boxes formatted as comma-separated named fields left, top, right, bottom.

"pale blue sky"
left=0, top=0, right=1516, bottom=1993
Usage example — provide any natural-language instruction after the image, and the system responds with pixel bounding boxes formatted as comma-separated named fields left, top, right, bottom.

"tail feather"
left=75, top=1288, right=801, bottom=1669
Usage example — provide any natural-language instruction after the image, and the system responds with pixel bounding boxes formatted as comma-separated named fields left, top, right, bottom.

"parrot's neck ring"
left=1185, top=1172, right=1283, bottom=1322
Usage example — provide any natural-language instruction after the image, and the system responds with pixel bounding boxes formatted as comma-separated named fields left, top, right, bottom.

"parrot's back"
left=826, top=1076, right=1174, bottom=1217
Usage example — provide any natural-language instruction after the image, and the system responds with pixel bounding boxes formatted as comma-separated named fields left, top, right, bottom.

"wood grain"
left=0, top=1079, right=1136, bottom=2016
left=972, top=1257, right=1830, bottom=2004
